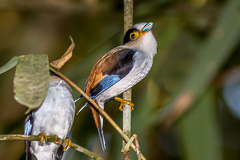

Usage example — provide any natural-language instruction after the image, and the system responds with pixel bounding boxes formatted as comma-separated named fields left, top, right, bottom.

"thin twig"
left=49, top=67, right=147, bottom=160
left=134, top=135, right=142, bottom=160
left=122, top=134, right=142, bottom=160
left=122, top=135, right=135, bottom=153
left=0, top=134, right=103, bottom=160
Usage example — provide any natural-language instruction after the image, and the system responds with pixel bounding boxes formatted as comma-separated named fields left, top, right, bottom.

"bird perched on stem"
left=25, top=75, right=75, bottom=160
left=77, top=22, right=157, bottom=153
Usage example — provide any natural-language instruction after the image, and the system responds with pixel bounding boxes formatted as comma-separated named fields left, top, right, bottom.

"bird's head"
left=123, top=22, right=158, bottom=56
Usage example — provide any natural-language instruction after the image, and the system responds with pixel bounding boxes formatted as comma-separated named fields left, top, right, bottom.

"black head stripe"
left=123, top=28, right=138, bottom=44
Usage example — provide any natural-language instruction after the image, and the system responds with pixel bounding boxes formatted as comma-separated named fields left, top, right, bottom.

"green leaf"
left=13, top=54, right=49, bottom=112
left=0, top=56, right=19, bottom=74
left=179, top=90, right=222, bottom=160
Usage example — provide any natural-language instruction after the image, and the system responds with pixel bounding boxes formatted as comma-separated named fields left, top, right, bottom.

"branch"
left=123, top=0, right=133, bottom=159
left=0, top=134, right=103, bottom=160
left=49, top=68, right=147, bottom=160
left=122, top=134, right=142, bottom=160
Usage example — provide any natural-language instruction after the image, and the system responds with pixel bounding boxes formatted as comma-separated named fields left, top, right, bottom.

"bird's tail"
left=98, top=126, right=106, bottom=154
left=89, top=103, right=107, bottom=154
left=77, top=102, right=88, bottom=115
left=74, top=95, right=83, bottom=103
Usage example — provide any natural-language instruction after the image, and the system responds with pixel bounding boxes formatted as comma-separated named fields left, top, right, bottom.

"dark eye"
left=130, top=32, right=139, bottom=40
left=130, top=33, right=135, bottom=39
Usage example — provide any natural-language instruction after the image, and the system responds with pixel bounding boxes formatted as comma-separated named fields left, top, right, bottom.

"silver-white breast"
left=30, top=77, right=75, bottom=160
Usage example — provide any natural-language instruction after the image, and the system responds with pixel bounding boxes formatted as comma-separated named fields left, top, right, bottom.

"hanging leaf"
left=13, top=54, right=49, bottom=113
left=50, top=36, right=75, bottom=70
left=0, top=56, right=19, bottom=74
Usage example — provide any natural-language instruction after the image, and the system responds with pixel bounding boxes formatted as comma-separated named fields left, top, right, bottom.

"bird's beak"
left=141, top=22, right=153, bottom=34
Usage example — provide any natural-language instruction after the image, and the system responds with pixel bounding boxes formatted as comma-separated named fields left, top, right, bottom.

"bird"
left=24, top=74, right=76, bottom=160
left=77, top=22, right=157, bottom=153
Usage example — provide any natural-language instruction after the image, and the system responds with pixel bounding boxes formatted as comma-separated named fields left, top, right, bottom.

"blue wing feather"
left=86, top=49, right=136, bottom=101
left=24, top=113, right=33, bottom=136
left=24, top=120, right=33, bottom=136
left=77, top=75, right=120, bottom=113
left=24, top=113, right=33, bottom=160
left=90, top=75, right=120, bottom=99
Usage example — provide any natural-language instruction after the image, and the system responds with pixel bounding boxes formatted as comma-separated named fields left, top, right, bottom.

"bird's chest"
left=32, top=108, right=69, bottom=137
left=31, top=87, right=75, bottom=138
left=30, top=86, right=75, bottom=156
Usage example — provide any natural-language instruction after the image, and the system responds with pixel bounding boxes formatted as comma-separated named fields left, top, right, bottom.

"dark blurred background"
left=1, top=0, right=240, bottom=159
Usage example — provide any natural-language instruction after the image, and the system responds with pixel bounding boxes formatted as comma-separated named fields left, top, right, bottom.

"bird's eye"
left=130, top=33, right=135, bottom=40
left=130, top=32, right=139, bottom=40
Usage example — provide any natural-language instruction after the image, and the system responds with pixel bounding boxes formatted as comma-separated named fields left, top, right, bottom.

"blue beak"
left=142, top=22, right=153, bottom=33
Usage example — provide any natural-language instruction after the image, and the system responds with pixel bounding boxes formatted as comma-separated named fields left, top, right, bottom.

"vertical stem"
left=124, top=0, right=133, bottom=33
left=123, top=0, right=133, bottom=159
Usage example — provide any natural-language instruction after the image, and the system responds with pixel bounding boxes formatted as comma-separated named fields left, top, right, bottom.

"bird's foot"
left=38, top=133, right=47, bottom=146
left=63, top=139, right=72, bottom=151
left=114, top=97, right=134, bottom=111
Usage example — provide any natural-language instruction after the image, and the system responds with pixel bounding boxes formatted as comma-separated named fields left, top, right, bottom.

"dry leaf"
left=50, top=36, right=75, bottom=70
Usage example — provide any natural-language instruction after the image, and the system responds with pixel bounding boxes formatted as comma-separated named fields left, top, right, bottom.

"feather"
left=77, top=102, right=88, bottom=114
left=86, top=48, right=136, bottom=98
left=98, top=127, right=106, bottom=154
left=24, top=113, right=33, bottom=160
left=90, top=75, right=120, bottom=99
left=83, top=48, right=136, bottom=153
left=80, top=22, right=157, bottom=154
left=74, top=95, right=83, bottom=103
left=95, top=101, right=106, bottom=154
left=54, top=145, right=64, bottom=160
left=25, top=76, right=75, bottom=160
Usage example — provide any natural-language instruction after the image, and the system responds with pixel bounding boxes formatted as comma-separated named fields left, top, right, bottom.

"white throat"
left=138, top=31, right=158, bottom=57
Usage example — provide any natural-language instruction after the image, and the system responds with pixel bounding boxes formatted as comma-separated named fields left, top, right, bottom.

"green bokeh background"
left=1, top=0, right=240, bottom=159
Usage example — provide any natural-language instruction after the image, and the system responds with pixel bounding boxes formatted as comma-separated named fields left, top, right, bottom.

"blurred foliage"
left=0, top=56, right=18, bottom=74
left=1, top=0, right=240, bottom=160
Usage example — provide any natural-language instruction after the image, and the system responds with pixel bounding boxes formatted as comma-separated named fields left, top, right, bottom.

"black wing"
left=89, top=49, right=136, bottom=99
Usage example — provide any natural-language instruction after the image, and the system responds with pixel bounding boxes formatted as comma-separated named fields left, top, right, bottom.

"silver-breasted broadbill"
left=24, top=75, right=76, bottom=160
left=77, top=22, right=157, bottom=153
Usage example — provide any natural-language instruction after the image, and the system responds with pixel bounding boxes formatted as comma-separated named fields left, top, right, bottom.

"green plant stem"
left=49, top=67, right=147, bottom=160
left=0, top=134, right=103, bottom=160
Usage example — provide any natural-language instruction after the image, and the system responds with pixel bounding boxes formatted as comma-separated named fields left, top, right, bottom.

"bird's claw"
left=114, top=97, right=134, bottom=111
left=38, top=133, right=47, bottom=146
left=63, top=139, right=72, bottom=151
